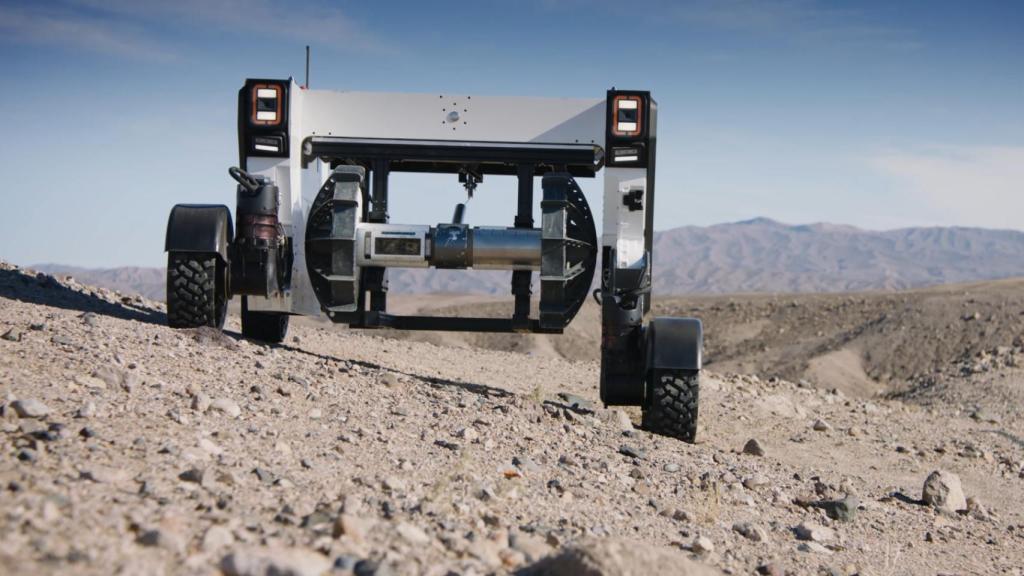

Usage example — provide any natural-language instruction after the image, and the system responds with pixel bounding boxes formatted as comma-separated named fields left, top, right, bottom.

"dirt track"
left=2, top=262, right=1023, bottom=575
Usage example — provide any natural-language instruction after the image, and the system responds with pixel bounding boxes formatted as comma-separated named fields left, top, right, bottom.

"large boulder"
left=519, top=537, right=721, bottom=576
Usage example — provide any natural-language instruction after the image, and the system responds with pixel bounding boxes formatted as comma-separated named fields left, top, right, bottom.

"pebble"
left=812, top=419, right=831, bottom=431
left=77, top=401, right=96, bottom=418
left=797, top=541, right=832, bottom=554
left=817, top=495, right=859, bottom=522
left=2, top=327, right=22, bottom=342
left=663, top=463, right=681, bottom=473
left=333, top=514, right=370, bottom=541
left=618, top=445, right=645, bottom=459
left=509, top=532, right=552, bottom=562
left=192, top=393, right=212, bottom=412
left=743, top=438, right=766, bottom=457
left=381, top=373, right=402, bottom=389
left=395, top=522, right=431, bottom=545
left=611, top=409, right=633, bottom=431
left=11, top=398, right=51, bottom=419
left=220, top=547, right=331, bottom=576
left=794, top=521, right=834, bottom=542
left=137, top=524, right=187, bottom=554
left=692, top=535, right=714, bottom=554
left=382, top=476, right=407, bottom=492
left=74, top=375, right=106, bottom=390
left=201, top=525, right=235, bottom=552
left=179, top=467, right=205, bottom=484
left=210, top=398, right=241, bottom=418
left=81, top=465, right=129, bottom=484
left=733, top=522, right=768, bottom=542
left=457, top=426, right=479, bottom=441
left=922, top=470, right=967, bottom=513
left=743, top=475, right=769, bottom=490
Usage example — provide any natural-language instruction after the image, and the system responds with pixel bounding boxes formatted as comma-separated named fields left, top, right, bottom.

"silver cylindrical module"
left=355, top=222, right=541, bottom=270
left=470, top=227, right=541, bottom=270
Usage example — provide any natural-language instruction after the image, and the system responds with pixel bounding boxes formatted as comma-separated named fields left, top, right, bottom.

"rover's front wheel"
left=642, top=370, right=700, bottom=443
left=167, top=253, right=227, bottom=329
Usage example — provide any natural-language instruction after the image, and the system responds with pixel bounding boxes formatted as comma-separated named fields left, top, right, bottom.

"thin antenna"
left=304, top=46, right=310, bottom=89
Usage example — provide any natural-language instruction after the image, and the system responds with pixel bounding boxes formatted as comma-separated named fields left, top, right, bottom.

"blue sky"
left=0, top=0, right=1021, bottom=267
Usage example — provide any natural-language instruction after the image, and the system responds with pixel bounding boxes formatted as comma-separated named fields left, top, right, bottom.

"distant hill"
left=31, top=218, right=1024, bottom=298
left=31, top=264, right=165, bottom=301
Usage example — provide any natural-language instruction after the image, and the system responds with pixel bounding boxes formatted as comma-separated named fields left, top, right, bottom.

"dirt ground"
left=2, top=261, right=1023, bottom=575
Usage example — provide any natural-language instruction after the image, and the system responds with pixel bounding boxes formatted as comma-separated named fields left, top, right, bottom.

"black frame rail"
left=303, top=137, right=603, bottom=177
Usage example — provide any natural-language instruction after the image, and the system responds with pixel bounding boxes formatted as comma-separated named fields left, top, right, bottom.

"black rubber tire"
left=241, top=297, right=289, bottom=343
left=167, top=253, right=227, bottom=329
left=642, top=370, right=700, bottom=443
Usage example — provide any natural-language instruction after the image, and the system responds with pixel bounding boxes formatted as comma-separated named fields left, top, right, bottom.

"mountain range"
left=31, top=218, right=1024, bottom=299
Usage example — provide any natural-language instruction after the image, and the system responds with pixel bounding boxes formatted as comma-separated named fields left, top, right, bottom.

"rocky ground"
left=2, top=261, right=1023, bottom=575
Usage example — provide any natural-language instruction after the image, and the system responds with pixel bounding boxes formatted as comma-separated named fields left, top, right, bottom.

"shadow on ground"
left=0, top=267, right=166, bottom=326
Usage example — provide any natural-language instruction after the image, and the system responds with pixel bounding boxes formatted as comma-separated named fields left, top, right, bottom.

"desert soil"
left=2, top=261, right=1023, bottom=576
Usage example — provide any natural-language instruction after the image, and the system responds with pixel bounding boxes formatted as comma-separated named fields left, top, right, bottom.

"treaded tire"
left=241, top=297, right=289, bottom=343
left=642, top=370, right=699, bottom=443
left=167, top=253, right=227, bottom=329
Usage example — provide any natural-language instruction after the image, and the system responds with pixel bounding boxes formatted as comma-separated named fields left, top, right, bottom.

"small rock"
left=74, top=375, right=106, bottom=390
left=743, top=475, right=769, bottom=490
left=733, top=522, right=768, bottom=542
left=220, top=547, right=331, bottom=576
left=509, top=532, right=552, bottom=563
left=2, top=327, right=22, bottom=342
left=138, top=523, right=187, bottom=555
left=77, top=401, right=96, bottom=419
left=82, top=465, right=129, bottom=484
left=742, top=438, right=766, bottom=457
left=308, top=408, right=322, bottom=420
left=794, top=521, right=834, bottom=542
left=382, top=476, right=407, bottom=492
left=11, top=398, right=51, bottom=419
left=202, top=525, right=235, bottom=552
left=611, top=409, right=633, bottom=431
left=395, top=522, right=430, bottom=545
left=663, top=463, right=681, bottom=473
left=381, top=373, right=402, bottom=389
left=210, top=398, right=241, bottom=418
left=457, top=426, right=479, bottom=441
left=558, top=392, right=596, bottom=413
left=618, top=445, right=645, bottom=459
left=756, top=563, right=784, bottom=576
left=816, top=495, right=859, bottom=522
left=797, top=541, right=831, bottom=554
left=192, top=393, right=212, bottom=413
left=93, top=366, right=123, bottom=390
left=922, top=470, right=967, bottom=513
left=691, top=535, right=714, bottom=554
left=179, top=467, right=205, bottom=484
left=17, top=448, right=37, bottom=462
left=333, top=514, right=371, bottom=541
left=812, top=419, right=831, bottom=431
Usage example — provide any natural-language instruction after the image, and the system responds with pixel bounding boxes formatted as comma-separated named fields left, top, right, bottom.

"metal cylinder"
left=354, top=222, right=541, bottom=271
left=470, top=227, right=541, bottom=270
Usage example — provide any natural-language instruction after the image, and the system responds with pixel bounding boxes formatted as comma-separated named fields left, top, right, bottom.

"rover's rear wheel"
left=241, top=297, right=289, bottom=343
left=642, top=370, right=699, bottom=443
left=167, top=253, right=227, bottom=329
